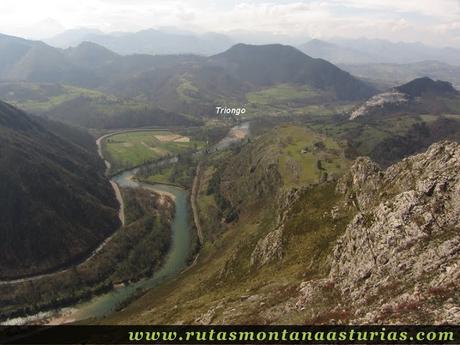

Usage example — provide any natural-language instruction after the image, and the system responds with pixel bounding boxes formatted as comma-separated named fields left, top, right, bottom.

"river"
left=2, top=121, right=250, bottom=325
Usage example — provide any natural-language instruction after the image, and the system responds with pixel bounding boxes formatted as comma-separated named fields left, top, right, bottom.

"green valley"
left=101, top=123, right=354, bottom=324
left=1, top=23, right=460, bottom=329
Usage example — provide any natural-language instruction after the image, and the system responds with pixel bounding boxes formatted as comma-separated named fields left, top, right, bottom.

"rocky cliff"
left=297, top=141, right=460, bottom=323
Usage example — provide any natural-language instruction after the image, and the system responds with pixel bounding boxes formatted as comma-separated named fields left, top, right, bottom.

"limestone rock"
left=250, top=228, right=283, bottom=268
left=298, top=141, right=460, bottom=323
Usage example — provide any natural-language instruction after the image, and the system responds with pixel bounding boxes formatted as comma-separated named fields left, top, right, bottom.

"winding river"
left=2, top=122, right=250, bottom=325
left=58, top=175, right=192, bottom=323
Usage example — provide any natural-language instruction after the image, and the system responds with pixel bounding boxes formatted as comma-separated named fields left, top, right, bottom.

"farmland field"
left=103, top=130, right=205, bottom=172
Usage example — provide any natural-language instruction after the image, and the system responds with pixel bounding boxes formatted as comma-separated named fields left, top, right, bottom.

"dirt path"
left=190, top=162, right=204, bottom=245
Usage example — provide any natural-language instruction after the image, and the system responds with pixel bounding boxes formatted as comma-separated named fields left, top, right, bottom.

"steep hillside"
left=328, top=141, right=460, bottom=323
left=0, top=101, right=120, bottom=279
left=104, top=140, right=459, bottom=325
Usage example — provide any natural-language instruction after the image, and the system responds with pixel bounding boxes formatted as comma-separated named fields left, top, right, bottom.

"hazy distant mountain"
left=46, top=28, right=235, bottom=56
left=45, top=28, right=105, bottom=48
left=0, top=34, right=36, bottom=74
left=339, top=61, right=460, bottom=90
left=65, top=41, right=120, bottom=67
left=0, top=33, right=103, bottom=86
left=331, top=38, right=460, bottom=66
left=298, top=38, right=460, bottom=66
left=299, top=39, right=376, bottom=64
left=0, top=100, right=119, bottom=279
left=14, top=18, right=65, bottom=40
left=0, top=34, right=170, bottom=87
left=225, top=30, right=307, bottom=46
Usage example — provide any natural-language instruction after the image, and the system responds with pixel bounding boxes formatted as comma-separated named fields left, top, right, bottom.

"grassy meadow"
left=275, top=125, right=350, bottom=187
left=103, top=130, right=205, bottom=173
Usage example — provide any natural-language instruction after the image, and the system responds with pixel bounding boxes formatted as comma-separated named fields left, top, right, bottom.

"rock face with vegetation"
left=349, top=91, right=408, bottom=120
left=250, top=228, right=284, bottom=268
left=298, top=141, right=460, bottom=323
left=349, top=77, right=460, bottom=120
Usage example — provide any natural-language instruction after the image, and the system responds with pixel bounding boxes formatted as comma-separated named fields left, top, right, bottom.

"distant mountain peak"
left=223, top=42, right=296, bottom=52
left=46, top=28, right=235, bottom=55
left=69, top=40, right=118, bottom=56
left=304, top=38, right=334, bottom=46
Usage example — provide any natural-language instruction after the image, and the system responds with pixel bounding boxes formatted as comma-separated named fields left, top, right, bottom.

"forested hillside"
left=0, top=100, right=120, bottom=279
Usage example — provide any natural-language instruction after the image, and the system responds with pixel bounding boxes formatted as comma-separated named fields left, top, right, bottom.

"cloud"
left=0, top=0, right=458, bottom=46
left=331, top=0, right=460, bottom=19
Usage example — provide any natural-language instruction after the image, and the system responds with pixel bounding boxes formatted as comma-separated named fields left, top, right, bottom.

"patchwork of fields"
left=103, top=130, right=205, bottom=172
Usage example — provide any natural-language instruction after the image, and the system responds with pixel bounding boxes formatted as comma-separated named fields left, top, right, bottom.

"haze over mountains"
left=46, top=28, right=235, bottom=56
left=44, top=27, right=460, bottom=66
left=4, top=30, right=460, bottom=127
left=300, top=38, right=460, bottom=66
left=0, top=32, right=376, bottom=124
left=339, top=61, right=460, bottom=90
left=299, top=38, right=460, bottom=90
left=28, top=28, right=460, bottom=95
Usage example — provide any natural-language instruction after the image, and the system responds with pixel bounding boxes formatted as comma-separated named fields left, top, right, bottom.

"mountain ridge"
left=0, top=34, right=376, bottom=108
left=46, top=28, right=235, bottom=56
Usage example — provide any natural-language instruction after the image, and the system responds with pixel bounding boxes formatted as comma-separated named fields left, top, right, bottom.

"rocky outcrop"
left=297, top=141, right=460, bottom=323
left=349, top=91, right=408, bottom=120
left=249, top=188, right=303, bottom=268
left=336, top=157, right=383, bottom=210
left=250, top=228, right=283, bottom=268
left=349, top=78, right=459, bottom=120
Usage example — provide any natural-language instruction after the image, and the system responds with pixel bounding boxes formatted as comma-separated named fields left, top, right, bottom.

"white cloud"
left=0, top=0, right=458, bottom=46
left=332, top=0, right=460, bottom=19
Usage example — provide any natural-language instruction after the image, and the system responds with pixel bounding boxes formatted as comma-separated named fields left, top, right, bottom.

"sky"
left=0, top=0, right=459, bottom=47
